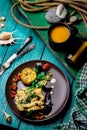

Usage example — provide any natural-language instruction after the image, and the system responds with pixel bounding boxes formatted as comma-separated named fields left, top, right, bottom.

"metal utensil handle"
left=16, top=36, right=32, bottom=55
left=4, top=53, right=17, bottom=67
left=18, top=44, right=35, bottom=57
left=3, top=37, right=32, bottom=68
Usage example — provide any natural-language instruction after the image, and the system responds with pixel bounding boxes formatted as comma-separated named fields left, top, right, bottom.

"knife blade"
left=0, top=37, right=35, bottom=75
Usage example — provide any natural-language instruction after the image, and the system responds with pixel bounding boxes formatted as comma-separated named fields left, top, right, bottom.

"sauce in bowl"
left=48, top=23, right=72, bottom=51
left=50, top=25, right=70, bottom=43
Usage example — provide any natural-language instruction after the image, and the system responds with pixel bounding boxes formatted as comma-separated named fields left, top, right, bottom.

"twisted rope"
left=11, top=0, right=87, bottom=30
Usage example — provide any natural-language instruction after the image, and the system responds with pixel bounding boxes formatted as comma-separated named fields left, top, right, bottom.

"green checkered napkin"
left=53, top=63, right=87, bottom=130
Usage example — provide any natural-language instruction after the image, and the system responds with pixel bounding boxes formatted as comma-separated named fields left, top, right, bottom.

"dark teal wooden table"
left=0, top=0, right=75, bottom=129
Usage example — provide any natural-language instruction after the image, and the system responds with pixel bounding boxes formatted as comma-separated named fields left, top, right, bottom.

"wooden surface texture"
left=10, top=0, right=87, bottom=78
left=0, top=0, right=80, bottom=129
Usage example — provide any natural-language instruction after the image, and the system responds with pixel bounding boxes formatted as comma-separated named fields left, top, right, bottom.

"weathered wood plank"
left=0, top=0, right=20, bottom=129
left=0, top=0, right=44, bottom=129
left=0, top=1, right=74, bottom=130
left=0, top=0, right=19, bottom=64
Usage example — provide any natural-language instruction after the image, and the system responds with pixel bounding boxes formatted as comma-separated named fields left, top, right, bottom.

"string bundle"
left=11, top=0, right=87, bottom=30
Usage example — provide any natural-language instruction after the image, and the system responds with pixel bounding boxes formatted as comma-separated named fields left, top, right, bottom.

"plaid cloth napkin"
left=53, top=63, right=87, bottom=130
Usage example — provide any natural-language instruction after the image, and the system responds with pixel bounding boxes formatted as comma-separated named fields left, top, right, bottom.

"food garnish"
left=50, top=78, right=56, bottom=84
left=9, top=62, right=55, bottom=120
left=20, top=67, right=37, bottom=85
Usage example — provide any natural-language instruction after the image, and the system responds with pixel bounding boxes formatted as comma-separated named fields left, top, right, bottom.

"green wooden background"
left=10, top=0, right=87, bottom=78
left=0, top=0, right=80, bottom=129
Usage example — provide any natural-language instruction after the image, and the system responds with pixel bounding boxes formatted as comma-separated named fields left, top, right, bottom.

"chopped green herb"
left=33, top=68, right=39, bottom=73
left=36, top=82, right=43, bottom=88
left=37, top=73, right=45, bottom=80
left=20, top=100, right=27, bottom=104
left=31, top=92, right=37, bottom=98
left=26, top=95, right=31, bottom=103
left=26, top=110, right=33, bottom=116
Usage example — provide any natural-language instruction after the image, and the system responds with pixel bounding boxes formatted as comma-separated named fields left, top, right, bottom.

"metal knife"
left=0, top=37, right=35, bottom=75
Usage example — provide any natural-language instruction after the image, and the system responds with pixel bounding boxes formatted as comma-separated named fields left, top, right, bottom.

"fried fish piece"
left=20, top=67, right=36, bottom=85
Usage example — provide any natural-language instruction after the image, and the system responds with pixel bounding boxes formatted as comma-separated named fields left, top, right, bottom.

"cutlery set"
left=0, top=36, right=35, bottom=75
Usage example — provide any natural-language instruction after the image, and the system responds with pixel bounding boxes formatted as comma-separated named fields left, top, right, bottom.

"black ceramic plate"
left=5, top=60, right=70, bottom=123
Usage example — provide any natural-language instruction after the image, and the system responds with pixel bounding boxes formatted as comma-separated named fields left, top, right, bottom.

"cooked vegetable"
left=42, top=63, right=51, bottom=71
left=15, top=87, right=45, bottom=112
left=9, top=62, right=54, bottom=119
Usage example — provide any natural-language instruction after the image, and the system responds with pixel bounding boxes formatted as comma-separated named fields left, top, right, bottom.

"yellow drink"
left=50, top=26, right=70, bottom=43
